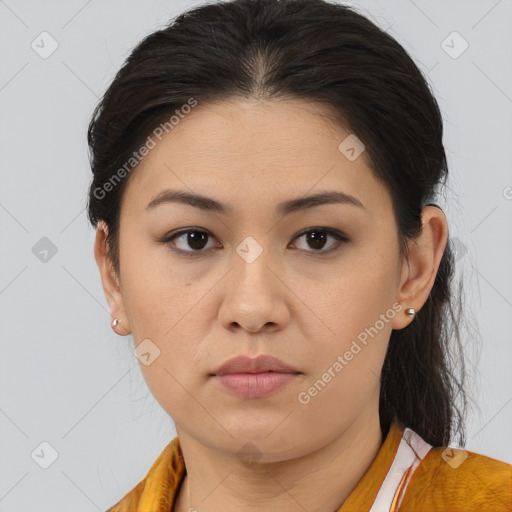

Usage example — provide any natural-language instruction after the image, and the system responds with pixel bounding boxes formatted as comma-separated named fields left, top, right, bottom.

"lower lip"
left=213, top=372, right=299, bottom=399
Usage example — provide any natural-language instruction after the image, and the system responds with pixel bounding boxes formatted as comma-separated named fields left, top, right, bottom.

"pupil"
left=188, top=231, right=207, bottom=250
left=307, top=231, right=326, bottom=250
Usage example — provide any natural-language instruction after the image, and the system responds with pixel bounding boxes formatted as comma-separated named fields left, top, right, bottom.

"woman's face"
left=99, top=98, right=414, bottom=460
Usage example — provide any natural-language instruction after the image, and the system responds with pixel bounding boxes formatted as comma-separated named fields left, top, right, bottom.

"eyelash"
left=159, top=227, right=349, bottom=258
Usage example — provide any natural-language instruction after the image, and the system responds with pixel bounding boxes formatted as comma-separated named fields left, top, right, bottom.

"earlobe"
left=94, top=221, right=132, bottom=335
left=391, top=205, right=448, bottom=330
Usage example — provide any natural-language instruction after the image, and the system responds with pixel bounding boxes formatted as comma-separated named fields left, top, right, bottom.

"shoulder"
left=400, top=446, right=512, bottom=511
left=105, top=479, right=145, bottom=512
left=104, top=437, right=184, bottom=512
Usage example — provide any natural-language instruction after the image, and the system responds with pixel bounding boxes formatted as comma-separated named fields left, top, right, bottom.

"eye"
left=291, top=228, right=348, bottom=255
left=161, top=228, right=219, bottom=257
left=159, top=227, right=348, bottom=258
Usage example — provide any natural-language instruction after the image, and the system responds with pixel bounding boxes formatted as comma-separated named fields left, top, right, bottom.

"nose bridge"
left=233, top=233, right=275, bottom=295
left=218, top=233, right=288, bottom=332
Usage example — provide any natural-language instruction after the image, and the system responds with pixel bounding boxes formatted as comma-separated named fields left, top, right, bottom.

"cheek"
left=293, top=246, right=397, bottom=332
left=294, top=253, right=397, bottom=389
left=119, top=236, right=197, bottom=339
left=118, top=237, right=211, bottom=388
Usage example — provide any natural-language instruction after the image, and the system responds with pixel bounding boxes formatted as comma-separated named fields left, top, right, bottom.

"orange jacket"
left=106, top=421, right=512, bottom=511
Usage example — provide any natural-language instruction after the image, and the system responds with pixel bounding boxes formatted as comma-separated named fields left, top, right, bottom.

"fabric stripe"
left=368, top=428, right=433, bottom=512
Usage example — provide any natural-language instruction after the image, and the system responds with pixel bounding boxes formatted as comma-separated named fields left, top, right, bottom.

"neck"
left=173, top=404, right=385, bottom=512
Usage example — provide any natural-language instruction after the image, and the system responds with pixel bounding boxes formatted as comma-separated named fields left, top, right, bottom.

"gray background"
left=1, top=0, right=511, bottom=510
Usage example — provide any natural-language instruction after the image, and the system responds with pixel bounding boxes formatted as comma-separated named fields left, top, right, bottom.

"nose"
left=218, top=246, right=290, bottom=334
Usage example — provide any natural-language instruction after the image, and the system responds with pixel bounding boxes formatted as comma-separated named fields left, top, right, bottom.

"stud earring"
left=405, top=308, right=416, bottom=318
left=111, top=318, right=119, bottom=328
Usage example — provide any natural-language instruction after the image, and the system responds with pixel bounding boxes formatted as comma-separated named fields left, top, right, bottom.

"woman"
left=87, top=0, right=512, bottom=510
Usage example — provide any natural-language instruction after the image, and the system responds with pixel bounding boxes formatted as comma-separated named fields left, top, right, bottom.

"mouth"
left=211, top=371, right=301, bottom=399
left=209, top=369, right=301, bottom=376
left=212, top=354, right=301, bottom=376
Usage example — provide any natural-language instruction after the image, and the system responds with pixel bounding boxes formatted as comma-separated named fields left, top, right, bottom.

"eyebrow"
left=146, top=189, right=366, bottom=215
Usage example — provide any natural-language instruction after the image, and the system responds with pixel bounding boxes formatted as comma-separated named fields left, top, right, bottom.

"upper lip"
left=211, top=355, right=301, bottom=376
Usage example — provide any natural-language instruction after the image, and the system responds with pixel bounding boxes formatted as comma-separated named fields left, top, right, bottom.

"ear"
left=391, top=205, right=449, bottom=330
left=94, top=221, right=132, bottom=336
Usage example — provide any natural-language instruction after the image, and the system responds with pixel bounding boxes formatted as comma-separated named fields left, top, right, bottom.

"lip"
left=210, top=355, right=302, bottom=399
left=213, top=372, right=300, bottom=399
left=211, top=354, right=301, bottom=376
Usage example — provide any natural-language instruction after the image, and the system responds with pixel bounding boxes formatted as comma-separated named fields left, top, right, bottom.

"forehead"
left=121, top=97, right=391, bottom=219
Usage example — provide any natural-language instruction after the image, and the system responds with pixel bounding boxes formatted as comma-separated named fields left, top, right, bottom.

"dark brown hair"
left=87, top=0, right=471, bottom=447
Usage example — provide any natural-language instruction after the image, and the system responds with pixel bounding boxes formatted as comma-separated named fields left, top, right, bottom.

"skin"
left=95, top=97, right=448, bottom=512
